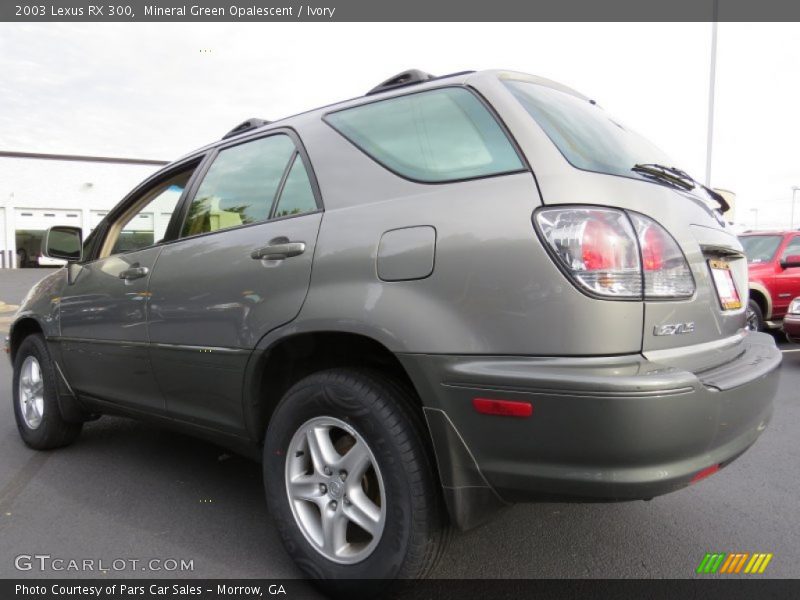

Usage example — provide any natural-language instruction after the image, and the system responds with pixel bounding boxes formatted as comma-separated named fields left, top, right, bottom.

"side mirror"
left=43, top=226, right=83, bottom=262
left=780, top=254, right=800, bottom=269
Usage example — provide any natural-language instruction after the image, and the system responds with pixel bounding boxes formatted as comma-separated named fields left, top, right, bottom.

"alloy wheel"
left=745, top=307, right=759, bottom=331
left=284, top=416, right=386, bottom=564
left=18, top=355, right=45, bottom=429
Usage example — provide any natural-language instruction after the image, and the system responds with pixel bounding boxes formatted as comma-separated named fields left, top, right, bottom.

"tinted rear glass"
left=326, top=87, right=524, bottom=182
left=504, top=79, right=672, bottom=179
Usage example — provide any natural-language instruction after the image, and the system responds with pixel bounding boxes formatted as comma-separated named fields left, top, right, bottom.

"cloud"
left=1, top=22, right=798, bottom=226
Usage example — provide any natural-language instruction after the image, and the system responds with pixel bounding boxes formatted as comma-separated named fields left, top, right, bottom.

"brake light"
left=582, top=219, right=625, bottom=271
left=535, top=207, right=695, bottom=299
left=535, top=208, right=641, bottom=298
left=640, top=224, right=664, bottom=271
left=630, top=213, right=695, bottom=298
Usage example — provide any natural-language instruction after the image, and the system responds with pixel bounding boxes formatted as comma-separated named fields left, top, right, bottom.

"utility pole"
left=705, top=0, right=719, bottom=187
left=706, top=0, right=719, bottom=187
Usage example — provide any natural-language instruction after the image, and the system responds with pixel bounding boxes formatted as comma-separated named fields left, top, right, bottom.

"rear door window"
left=272, top=154, right=317, bottom=218
left=325, top=87, right=524, bottom=182
left=181, top=134, right=297, bottom=237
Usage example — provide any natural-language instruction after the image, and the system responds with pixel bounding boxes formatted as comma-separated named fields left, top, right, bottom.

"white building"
left=0, top=151, right=167, bottom=269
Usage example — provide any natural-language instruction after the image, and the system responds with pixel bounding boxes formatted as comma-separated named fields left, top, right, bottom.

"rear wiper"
left=631, top=163, right=731, bottom=213
left=632, top=163, right=695, bottom=191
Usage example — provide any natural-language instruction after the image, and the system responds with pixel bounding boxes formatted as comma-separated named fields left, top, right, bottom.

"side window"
left=181, top=134, right=296, bottom=237
left=325, top=87, right=524, bottom=182
left=101, top=167, right=194, bottom=258
left=273, top=154, right=317, bottom=218
left=781, top=237, right=800, bottom=261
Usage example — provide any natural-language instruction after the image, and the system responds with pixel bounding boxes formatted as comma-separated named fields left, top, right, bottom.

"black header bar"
left=2, top=0, right=800, bottom=22
left=4, top=579, right=800, bottom=600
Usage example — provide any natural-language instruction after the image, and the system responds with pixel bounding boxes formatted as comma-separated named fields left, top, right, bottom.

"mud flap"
left=423, top=407, right=509, bottom=530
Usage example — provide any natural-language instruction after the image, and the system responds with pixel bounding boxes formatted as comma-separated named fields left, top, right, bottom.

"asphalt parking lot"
left=0, top=269, right=797, bottom=582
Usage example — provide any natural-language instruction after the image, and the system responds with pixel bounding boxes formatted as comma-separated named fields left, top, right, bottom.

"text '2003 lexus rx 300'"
left=7, top=69, right=780, bottom=587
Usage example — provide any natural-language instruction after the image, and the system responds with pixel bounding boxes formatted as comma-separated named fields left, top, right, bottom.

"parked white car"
left=37, top=254, right=66, bottom=267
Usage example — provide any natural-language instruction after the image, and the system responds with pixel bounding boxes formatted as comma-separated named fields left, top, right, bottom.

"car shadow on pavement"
left=0, top=415, right=318, bottom=586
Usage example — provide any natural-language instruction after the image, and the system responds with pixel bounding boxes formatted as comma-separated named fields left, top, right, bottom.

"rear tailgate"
left=642, top=208, right=747, bottom=355
left=535, top=173, right=746, bottom=366
left=472, top=71, right=749, bottom=366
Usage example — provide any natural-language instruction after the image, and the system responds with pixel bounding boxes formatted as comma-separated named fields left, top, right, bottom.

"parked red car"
left=739, top=231, right=800, bottom=331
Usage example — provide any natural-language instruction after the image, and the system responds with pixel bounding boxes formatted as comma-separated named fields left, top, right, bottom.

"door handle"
left=118, top=266, right=149, bottom=281
left=250, top=240, right=306, bottom=261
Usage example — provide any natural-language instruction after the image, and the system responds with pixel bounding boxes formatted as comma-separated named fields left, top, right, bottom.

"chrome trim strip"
left=54, top=336, right=149, bottom=348
left=51, top=336, right=249, bottom=355
left=150, top=343, right=248, bottom=355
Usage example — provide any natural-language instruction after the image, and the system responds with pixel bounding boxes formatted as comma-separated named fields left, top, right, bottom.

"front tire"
left=264, top=369, right=448, bottom=585
left=12, top=334, right=82, bottom=449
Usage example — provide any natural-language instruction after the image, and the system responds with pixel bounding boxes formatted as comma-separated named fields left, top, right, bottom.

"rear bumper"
left=399, top=332, right=780, bottom=528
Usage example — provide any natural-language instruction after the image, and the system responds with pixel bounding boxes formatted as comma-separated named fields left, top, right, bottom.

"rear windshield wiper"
left=631, top=163, right=731, bottom=213
left=632, top=163, right=695, bottom=191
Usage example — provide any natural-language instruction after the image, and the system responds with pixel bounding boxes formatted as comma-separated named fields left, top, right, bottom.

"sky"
left=0, top=22, right=798, bottom=229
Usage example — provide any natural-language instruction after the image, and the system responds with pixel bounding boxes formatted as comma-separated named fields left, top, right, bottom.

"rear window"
left=325, top=87, right=524, bottom=183
left=739, top=235, right=783, bottom=264
left=504, top=79, right=673, bottom=180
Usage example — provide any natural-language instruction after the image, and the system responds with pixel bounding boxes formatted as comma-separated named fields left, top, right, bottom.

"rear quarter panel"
left=288, top=112, right=644, bottom=356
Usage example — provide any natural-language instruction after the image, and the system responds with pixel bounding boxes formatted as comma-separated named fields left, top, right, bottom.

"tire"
left=12, top=334, right=82, bottom=450
left=264, top=368, right=449, bottom=587
left=746, top=299, right=765, bottom=332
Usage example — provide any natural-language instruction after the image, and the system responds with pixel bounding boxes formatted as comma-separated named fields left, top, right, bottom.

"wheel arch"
left=243, top=326, right=507, bottom=529
left=243, top=329, right=425, bottom=445
left=8, top=316, right=45, bottom=363
left=748, top=284, right=772, bottom=319
left=8, top=317, right=89, bottom=425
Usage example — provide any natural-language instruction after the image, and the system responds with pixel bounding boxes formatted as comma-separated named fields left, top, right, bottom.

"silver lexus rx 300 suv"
left=7, top=69, right=781, bottom=584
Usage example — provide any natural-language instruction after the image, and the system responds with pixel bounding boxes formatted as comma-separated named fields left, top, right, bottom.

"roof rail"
left=222, top=118, right=271, bottom=140
left=366, top=69, right=477, bottom=96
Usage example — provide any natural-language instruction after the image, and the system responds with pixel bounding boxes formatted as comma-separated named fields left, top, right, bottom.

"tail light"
left=535, top=207, right=694, bottom=300
left=629, top=213, right=695, bottom=298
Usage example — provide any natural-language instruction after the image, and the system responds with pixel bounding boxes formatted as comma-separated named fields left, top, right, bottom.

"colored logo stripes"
left=696, top=552, right=773, bottom=574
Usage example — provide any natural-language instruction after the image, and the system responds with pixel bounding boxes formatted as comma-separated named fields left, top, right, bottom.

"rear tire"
left=12, top=334, right=82, bottom=450
left=746, top=299, right=765, bottom=332
left=264, top=368, right=449, bottom=588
